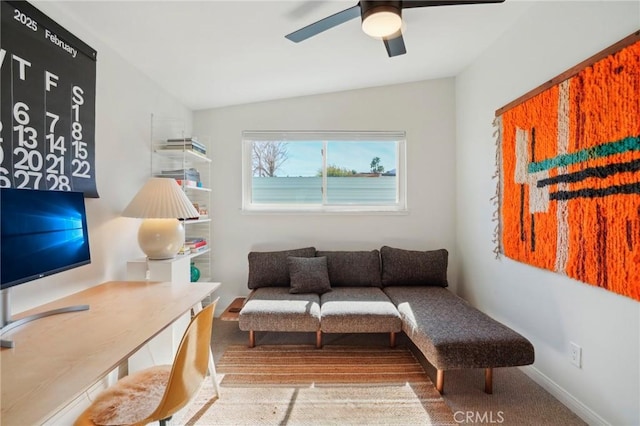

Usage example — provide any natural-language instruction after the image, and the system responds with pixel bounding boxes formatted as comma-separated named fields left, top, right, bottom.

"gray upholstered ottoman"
left=383, top=286, right=535, bottom=394
left=239, top=287, right=321, bottom=348
left=320, top=287, right=402, bottom=347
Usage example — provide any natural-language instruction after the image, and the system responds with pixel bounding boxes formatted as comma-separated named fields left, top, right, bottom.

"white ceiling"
left=50, top=0, right=532, bottom=110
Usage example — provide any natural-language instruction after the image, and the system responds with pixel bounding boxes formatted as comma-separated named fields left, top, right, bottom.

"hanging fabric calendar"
left=1, top=1, right=98, bottom=197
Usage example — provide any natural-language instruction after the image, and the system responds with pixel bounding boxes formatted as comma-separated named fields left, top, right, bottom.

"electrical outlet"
left=570, top=342, right=582, bottom=368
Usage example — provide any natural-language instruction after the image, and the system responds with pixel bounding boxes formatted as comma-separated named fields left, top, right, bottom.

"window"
left=242, top=131, right=406, bottom=213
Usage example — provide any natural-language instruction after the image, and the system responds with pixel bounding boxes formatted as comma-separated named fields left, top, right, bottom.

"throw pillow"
left=380, top=246, right=448, bottom=287
left=316, top=250, right=382, bottom=287
left=288, top=256, right=332, bottom=294
left=247, top=247, right=316, bottom=289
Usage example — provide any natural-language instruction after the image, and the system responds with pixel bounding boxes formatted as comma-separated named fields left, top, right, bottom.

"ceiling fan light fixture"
left=286, top=0, right=505, bottom=57
left=361, top=3, right=402, bottom=39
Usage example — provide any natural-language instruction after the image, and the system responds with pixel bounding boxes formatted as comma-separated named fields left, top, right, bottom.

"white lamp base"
left=138, top=218, right=185, bottom=260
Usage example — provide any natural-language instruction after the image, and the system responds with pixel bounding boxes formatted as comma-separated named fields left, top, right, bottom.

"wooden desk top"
left=0, top=280, right=220, bottom=426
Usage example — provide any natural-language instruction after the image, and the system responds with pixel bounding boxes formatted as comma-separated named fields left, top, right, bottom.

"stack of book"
left=161, top=137, right=207, bottom=156
left=155, top=167, right=201, bottom=188
left=184, top=237, right=208, bottom=253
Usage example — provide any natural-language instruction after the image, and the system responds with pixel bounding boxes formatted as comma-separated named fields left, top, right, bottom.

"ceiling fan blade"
left=383, top=31, right=407, bottom=57
left=402, top=0, right=505, bottom=8
left=285, top=4, right=361, bottom=43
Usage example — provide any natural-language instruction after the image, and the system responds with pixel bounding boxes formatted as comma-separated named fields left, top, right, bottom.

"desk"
left=0, top=280, right=220, bottom=426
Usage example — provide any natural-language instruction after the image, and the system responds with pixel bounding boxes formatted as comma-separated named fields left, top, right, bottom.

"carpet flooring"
left=178, top=344, right=457, bottom=425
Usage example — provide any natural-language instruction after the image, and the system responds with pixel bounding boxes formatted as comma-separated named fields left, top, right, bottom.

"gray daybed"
left=239, top=246, right=534, bottom=393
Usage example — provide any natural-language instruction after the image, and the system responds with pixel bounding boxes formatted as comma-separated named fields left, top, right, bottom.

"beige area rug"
left=178, top=345, right=457, bottom=425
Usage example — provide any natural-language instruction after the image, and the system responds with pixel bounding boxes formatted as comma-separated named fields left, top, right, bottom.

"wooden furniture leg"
left=485, top=368, right=493, bottom=394
left=249, top=330, right=255, bottom=348
left=389, top=332, right=396, bottom=348
left=436, top=369, right=444, bottom=394
left=316, top=330, right=322, bottom=349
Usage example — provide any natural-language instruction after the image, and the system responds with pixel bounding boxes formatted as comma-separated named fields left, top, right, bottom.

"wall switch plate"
left=570, top=342, right=582, bottom=368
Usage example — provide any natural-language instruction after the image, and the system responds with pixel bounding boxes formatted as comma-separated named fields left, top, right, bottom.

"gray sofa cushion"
left=316, top=250, right=382, bottom=287
left=383, top=286, right=534, bottom=369
left=239, top=287, right=320, bottom=332
left=247, top=247, right=316, bottom=289
left=381, top=246, right=448, bottom=287
left=288, top=256, right=332, bottom=294
left=320, top=287, right=401, bottom=333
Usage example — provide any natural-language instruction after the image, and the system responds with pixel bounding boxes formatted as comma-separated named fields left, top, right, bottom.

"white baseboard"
left=519, top=365, right=609, bottom=426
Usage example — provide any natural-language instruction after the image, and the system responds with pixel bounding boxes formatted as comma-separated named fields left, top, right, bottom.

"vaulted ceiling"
left=49, top=1, right=532, bottom=110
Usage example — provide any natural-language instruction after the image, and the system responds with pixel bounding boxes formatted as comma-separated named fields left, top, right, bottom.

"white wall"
left=194, top=79, right=457, bottom=309
left=456, top=2, right=639, bottom=425
left=10, top=3, right=636, bottom=423
left=8, top=2, right=192, bottom=314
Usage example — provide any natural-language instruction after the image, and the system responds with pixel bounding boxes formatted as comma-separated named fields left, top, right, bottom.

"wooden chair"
left=74, top=298, right=219, bottom=426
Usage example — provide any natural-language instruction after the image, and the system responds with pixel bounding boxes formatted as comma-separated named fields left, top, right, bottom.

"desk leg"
left=117, top=360, right=128, bottom=381
left=192, top=301, right=220, bottom=397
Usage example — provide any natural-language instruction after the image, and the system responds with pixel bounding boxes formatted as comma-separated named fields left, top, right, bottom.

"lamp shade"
left=122, top=178, right=200, bottom=260
left=122, top=177, right=199, bottom=219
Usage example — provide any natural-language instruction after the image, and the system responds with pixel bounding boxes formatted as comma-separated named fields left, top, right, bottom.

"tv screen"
left=1, top=188, right=91, bottom=290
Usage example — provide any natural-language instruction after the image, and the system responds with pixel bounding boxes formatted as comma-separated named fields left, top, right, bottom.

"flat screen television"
left=1, top=188, right=91, bottom=289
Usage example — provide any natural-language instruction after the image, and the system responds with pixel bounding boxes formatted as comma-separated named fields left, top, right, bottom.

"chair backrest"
left=144, top=298, right=218, bottom=422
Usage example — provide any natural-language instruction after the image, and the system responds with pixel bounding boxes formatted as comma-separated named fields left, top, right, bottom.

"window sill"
left=241, top=206, right=409, bottom=215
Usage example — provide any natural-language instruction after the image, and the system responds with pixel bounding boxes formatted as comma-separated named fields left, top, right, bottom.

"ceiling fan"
left=285, top=0, right=506, bottom=57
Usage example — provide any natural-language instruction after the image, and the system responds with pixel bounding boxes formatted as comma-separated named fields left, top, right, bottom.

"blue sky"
left=277, top=141, right=397, bottom=177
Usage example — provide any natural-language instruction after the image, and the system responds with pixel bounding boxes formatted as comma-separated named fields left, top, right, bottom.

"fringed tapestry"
left=494, top=32, right=640, bottom=302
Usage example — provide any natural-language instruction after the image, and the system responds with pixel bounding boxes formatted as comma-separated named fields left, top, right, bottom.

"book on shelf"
left=175, top=179, right=198, bottom=187
left=190, top=244, right=208, bottom=253
left=167, top=137, right=204, bottom=145
left=164, top=141, right=206, bottom=150
left=185, top=237, right=207, bottom=248
left=165, top=137, right=206, bottom=150
left=157, top=167, right=201, bottom=182
left=158, top=144, right=207, bottom=156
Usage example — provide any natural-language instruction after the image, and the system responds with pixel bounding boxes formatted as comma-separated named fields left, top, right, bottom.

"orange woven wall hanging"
left=494, top=32, right=640, bottom=302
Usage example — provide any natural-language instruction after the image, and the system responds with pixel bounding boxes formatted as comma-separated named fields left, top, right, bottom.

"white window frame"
left=242, top=131, right=407, bottom=214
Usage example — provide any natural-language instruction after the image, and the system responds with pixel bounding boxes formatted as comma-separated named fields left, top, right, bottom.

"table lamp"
left=122, top=177, right=199, bottom=260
